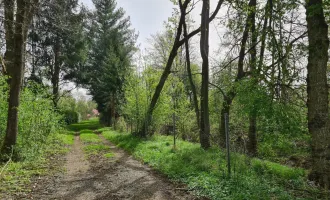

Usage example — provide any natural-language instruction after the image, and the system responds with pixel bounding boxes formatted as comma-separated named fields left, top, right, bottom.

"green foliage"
left=61, top=110, right=80, bottom=125
left=123, top=65, right=198, bottom=139
left=58, top=95, right=97, bottom=122
left=68, top=0, right=137, bottom=126
left=67, top=118, right=102, bottom=131
left=116, top=117, right=127, bottom=132
left=102, top=131, right=323, bottom=200
left=0, top=78, right=62, bottom=161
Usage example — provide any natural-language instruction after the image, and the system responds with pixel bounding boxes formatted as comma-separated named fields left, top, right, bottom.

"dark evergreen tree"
left=74, top=0, right=136, bottom=126
left=27, top=0, right=87, bottom=107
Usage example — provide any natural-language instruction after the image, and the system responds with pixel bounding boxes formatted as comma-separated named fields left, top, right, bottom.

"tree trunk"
left=52, top=37, right=61, bottom=108
left=306, top=0, right=330, bottom=189
left=1, top=0, right=38, bottom=158
left=219, top=0, right=255, bottom=148
left=247, top=0, right=258, bottom=157
left=138, top=0, right=224, bottom=137
left=199, top=0, right=211, bottom=149
left=183, top=20, right=200, bottom=129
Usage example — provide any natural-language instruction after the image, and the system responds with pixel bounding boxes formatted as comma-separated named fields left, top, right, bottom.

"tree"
left=72, top=0, right=136, bottom=127
left=219, top=0, right=257, bottom=148
left=183, top=17, right=200, bottom=130
left=247, top=0, right=258, bottom=156
left=305, top=0, right=330, bottom=189
left=138, top=0, right=225, bottom=137
left=1, top=0, right=39, bottom=159
left=199, top=0, right=211, bottom=149
left=28, top=0, right=87, bottom=108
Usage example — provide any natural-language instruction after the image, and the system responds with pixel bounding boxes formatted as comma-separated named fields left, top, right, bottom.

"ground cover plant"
left=102, top=131, right=326, bottom=200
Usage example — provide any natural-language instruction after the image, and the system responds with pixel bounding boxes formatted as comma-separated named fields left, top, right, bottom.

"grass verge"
left=102, top=131, right=325, bottom=200
left=0, top=133, right=73, bottom=198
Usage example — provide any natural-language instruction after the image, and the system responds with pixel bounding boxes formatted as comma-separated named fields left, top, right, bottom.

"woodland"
left=0, top=0, right=330, bottom=199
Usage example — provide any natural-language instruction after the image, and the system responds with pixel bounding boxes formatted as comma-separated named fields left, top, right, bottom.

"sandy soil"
left=28, top=135, right=200, bottom=200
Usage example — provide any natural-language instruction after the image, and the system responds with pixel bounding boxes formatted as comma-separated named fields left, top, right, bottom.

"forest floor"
left=28, top=129, right=198, bottom=200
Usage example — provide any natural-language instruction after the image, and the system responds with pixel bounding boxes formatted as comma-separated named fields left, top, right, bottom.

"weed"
left=104, top=152, right=115, bottom=158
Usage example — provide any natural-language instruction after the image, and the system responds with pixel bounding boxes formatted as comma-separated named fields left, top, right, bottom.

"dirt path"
left=30, top=134, right=199, bottom=200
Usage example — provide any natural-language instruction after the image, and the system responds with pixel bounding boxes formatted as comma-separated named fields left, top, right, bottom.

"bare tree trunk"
left=258, top=0, right=271, bottom=71
left=306, top=0, right=330, bottom=189
left=183, top=20, right=200, bottom=129
left=3, top=0, right=14, bottom=77
left=199, top=0, right=211, bottom=149
left=1, top=0, right=39, bottom=159
left=247, top=0, right=258, bottom=157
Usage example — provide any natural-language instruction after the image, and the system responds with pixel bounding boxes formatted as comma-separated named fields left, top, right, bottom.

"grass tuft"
left=80, top=133, right=101, bottom=144
left=84, top=144, right=110, bottom=156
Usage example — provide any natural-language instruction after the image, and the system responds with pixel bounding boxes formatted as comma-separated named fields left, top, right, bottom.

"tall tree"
left=138, top=0, right=224, bottom=137
left=29, top=0, right=86, bottom=108
left=1, top=0, right=39, bottom=158
left=305, top=0, right=330, bottom=189
left=183, top=18, right=200, bottom=130
left=247, top=0, right=258, bottom=156
left=219, top=0, right=256, bottom=148
left=200, top=0, right=211, bottom=149
left=73, top=0, right=136, bottom=126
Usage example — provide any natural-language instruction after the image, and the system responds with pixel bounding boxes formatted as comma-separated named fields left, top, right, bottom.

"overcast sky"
left=81, top=0, right=175, bottom=50
left=80, top=0, right=222, bottom=53
left=76, top=0, right=223, bottom=98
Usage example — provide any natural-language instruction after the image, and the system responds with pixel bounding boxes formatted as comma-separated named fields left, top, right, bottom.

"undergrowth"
left=102, top=131, right=325, bottom=200
left=0, top=133, right=73, bottom=198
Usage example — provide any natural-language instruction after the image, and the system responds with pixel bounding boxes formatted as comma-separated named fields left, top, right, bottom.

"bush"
left=0, top=78, right=62, bottom=160
left=116, top=117, right=127, bottom=132
left=62, top=110, right=80, bottom=125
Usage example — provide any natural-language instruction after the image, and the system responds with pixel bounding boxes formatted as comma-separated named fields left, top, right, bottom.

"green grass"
left=102, top=131, right=325, bottom=200
left=67, top=118, right=102, bottom=132
left=0, top=133, right=72, bottom=196
left=83, top=144, right=110, bottom=156
left=104, top=152, right=115, bottom=158
left=80, top=129, right=94, bottom=134
left=80, top=133, right=101, bottom=144
left=61, top=134, right=75, bottom=145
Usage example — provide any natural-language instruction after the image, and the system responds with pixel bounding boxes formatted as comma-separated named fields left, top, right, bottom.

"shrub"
left=0, top=78, right=62, bottom=160
left=116, top=117, right=127, bottom=132
left=62, top=110, right=80, bottom=125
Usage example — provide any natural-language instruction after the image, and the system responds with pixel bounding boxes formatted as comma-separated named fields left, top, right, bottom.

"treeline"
left=0, top=0, right=329, bottom=191
left=0, top=0, right=135, bottom=161
left=122, top=0, right=330, bottom=190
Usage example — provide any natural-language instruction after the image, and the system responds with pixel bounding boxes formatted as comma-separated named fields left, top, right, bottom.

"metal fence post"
left=225, top=113, right=231, bottom=175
